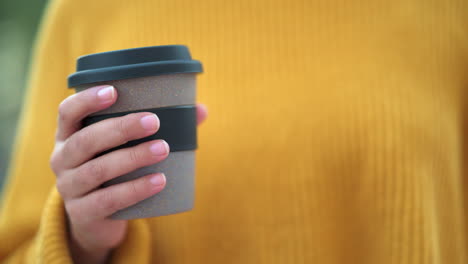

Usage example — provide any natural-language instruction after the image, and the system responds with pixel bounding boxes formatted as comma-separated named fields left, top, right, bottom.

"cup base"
left=105, top=151, right=196, bottom=220
left=110, top=203, right=194, bottom=220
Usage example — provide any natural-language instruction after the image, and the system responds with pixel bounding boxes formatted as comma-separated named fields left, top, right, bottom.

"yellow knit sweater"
left=1, top=0, right=467, bottom=263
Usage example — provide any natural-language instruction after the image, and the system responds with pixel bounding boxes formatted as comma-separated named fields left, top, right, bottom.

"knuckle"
left=77, top=129, right=93, bottom=147
left=79, top=160, right=106, bottom=184
left=129, top=181, right=140, bottom=198
left=49, top=150, right=61, bottom=172
left=50, top=143, right=67, bottom=172
left=114, top=117, right=132, bottom=143
left=128, top=179, right=146, bottom=204
left=128, top=148, right=141, bottom=165
left=97, top=191, right=120, bottom=213
left=70, top=129, right=94, bottom=153
left=58, top=100, right=70, bottom=122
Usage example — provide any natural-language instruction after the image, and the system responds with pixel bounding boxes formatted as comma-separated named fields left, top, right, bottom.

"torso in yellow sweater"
left=1, top=0, right=467, bottom=263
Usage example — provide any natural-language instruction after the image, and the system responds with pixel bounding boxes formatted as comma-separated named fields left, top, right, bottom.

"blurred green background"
left=0, top=0, right=48, bottom=189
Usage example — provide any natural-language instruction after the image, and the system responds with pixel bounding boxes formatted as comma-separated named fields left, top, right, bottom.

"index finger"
left=56, top=85, right=117, bottom=141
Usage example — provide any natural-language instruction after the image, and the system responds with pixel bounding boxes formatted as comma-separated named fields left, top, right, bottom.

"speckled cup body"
left=75, top=73, right=196, bottom=219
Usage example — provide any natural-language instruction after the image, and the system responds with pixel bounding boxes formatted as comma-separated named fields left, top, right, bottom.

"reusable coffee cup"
left=68, top=45, right=203, bottom=220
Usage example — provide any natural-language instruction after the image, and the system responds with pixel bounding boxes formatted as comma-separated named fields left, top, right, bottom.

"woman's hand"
left=50, top=85, right=207, bottom=264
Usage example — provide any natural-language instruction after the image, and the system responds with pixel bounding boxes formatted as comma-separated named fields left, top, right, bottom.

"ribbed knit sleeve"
left=0, top=0, right=71, bottom=259
left=0, top=0, right=152, bottom=262
left=35, top=188, right=73, bottom=263
left=1, top=187, right=152, bottom=263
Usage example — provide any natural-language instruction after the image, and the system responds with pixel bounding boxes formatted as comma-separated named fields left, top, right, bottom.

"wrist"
left=68, top=234, right=111, bottom=264
left=66, top=217, right=111, bottom=264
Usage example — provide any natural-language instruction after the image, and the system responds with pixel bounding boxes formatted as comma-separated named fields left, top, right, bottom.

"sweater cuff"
left=36, top=187, right=152, bottom=264
left=110, top=217, right=152, bottom=264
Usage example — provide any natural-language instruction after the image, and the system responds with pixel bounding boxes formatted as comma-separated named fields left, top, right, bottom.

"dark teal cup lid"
left=68, top=45, right=203, bottom=88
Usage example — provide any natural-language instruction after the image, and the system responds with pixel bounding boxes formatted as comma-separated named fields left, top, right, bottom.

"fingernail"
left=150, top=173, right=166, bottom=186
left=97, top=86, right=115, bottom=102
left=140, top=114, right=159, bottom=131
left=150, top=140, right=169, bottom=156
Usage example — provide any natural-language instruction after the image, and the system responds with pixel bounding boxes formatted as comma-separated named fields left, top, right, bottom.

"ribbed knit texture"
left=1, top=0, right=467, bottom=263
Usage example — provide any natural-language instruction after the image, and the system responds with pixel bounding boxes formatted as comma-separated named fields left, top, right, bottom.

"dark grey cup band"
left=82, top=105, right=197, bottom=156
